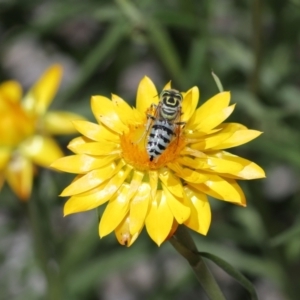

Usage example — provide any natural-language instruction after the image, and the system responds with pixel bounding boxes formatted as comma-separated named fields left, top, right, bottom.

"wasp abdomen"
left=147, top=120, right=175, bottom=161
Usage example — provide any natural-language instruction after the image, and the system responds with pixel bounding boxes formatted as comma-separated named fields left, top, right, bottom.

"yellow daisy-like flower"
left=51, top=77, right=265, bottom=246
left=0, top=65, right=84, bottom=201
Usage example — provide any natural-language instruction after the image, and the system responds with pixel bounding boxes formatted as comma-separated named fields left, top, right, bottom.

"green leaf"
left=199, top=252, right=258, bottom=300
left=269, top=221, right=300, bottom=247
left=185, top=37, right=207, bottom=85
left=211, top=71, right=224, bottom=92
left=170, top=226, right=226, bottom=300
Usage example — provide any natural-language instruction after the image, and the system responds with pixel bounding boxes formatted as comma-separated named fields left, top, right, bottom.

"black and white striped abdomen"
left=147, top=119, right=175, bottom=161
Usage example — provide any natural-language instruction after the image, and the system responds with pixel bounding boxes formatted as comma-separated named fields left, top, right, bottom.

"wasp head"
left=160, top=89, right=183, bottom=108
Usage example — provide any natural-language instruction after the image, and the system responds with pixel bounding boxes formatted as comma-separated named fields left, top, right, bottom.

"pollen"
left=120, top=124, right=186, bottom=171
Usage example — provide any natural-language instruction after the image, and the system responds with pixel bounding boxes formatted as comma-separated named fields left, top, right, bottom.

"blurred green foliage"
left=0, top=0, right=300, bottom=299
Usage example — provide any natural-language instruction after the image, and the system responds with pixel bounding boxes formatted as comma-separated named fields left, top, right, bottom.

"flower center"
left=0, top=101, right=35, bottom=147
left=120, top=124, right=186, bottom=171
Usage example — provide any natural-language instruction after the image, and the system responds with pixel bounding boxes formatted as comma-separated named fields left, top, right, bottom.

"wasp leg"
left=134, top=103, right=157, bottom=144
left=175, top=121, right=186, bottom=130
left=172, top=121, right=186, bottom=153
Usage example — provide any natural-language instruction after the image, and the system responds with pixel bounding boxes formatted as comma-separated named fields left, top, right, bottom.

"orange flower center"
left=120, top=124, right=186, bottom=171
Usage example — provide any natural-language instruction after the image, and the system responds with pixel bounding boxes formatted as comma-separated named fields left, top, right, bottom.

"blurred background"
left=0, top=0, right=300, bottom=299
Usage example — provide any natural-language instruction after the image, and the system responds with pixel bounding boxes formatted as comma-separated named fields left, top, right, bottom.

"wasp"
left=142, top=89, right=185, bottom=162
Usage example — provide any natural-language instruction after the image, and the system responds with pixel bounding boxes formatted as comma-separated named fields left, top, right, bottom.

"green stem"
left=250, top=0, right=262, bottom=94
left=169, top=226, right=226, bottom=300
left=27, top=197, right=62, bottom=300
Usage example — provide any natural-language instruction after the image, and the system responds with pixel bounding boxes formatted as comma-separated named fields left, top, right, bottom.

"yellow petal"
left=189, top=91, right=230, bottom=129
left=64, top=182, right=106, bottom=214
left=211, top=130, right=262, bottom=150
left=190, top=123, right=248, bottom=150
left=60, top=162, right=117, bottom=196
left=145, top=190, right=173, bottom=246
left=162, top=81, right=172, bottom=91
left=91, top=96, right=128, bottom=134
left=149, top=170, right=158, bottom=200
left=43, top=111, right=84, bottom=134
left=183, top=186, right=211, bottom=235
left=167, top=220, right=179, bottom=240
left=0, top=148, right=11, bottom=169
left=67, top=136, right=92, bottom=152
left=111, top=94, right=137, bottom=125
left=185, top=128, right=221, bottom=139
left=132, top=107, right=144, bottom=123
left=191, top=132, right=233, bottom=150
left=136, top=76, right=159, bottom=115
left=63, top=164, right=131, bottom=215
left=189, top=175, right=246, bottom=206
left=72, top=120, right=119, bottom=142
left=205, top=156, right=244, bottom=174
left=115, top=214, right=140, bottom=247
left=22, top=65, right=62, bottom=116
left=216, top=122, right=248, bottom=132
left=51, top=154, right=118, bottom=174
left=168, top=163, right=208, bottom=183
left=129, top=182, right=151, bottom=235
left=0, top=94, right=34, bottom=146
left=195, top=104, right=235, bottom=132
left=0, top=81, right=22, bottom=102
left=162, top=184, right=190, bottom=224
left=179, top=168, right=208, bottom=183
left=99, top=183, right=131, bottom=237
left=126, top=170, right=144, bottom=200
left=180, top=147, right=207, bottom=158
left=20, top=135, right=63, bottom=167
left=68, top=140, right=119, bottom=155
left=209, top=151, right=266, bottom=179
left=181, top=86, right=199, bottom=122
left=5, top=154, right=33, bottom=201
left=158, top=167, right=183, bottom=197
left=236, top=162, right=265, bottom=179
left=176, top=156, right=210, bottom=170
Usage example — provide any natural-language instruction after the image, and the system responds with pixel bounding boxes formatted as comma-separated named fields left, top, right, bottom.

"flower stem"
left=27, top=196, right=63, bottom=300
left=170, top=226, right=226, bottom=300
left=250, top=0, right=262, bottom=94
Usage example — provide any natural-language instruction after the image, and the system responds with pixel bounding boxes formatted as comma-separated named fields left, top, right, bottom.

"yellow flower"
left=0, top=65, right=84, bottom=201
left=51, top=77, right=265, bottom=246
